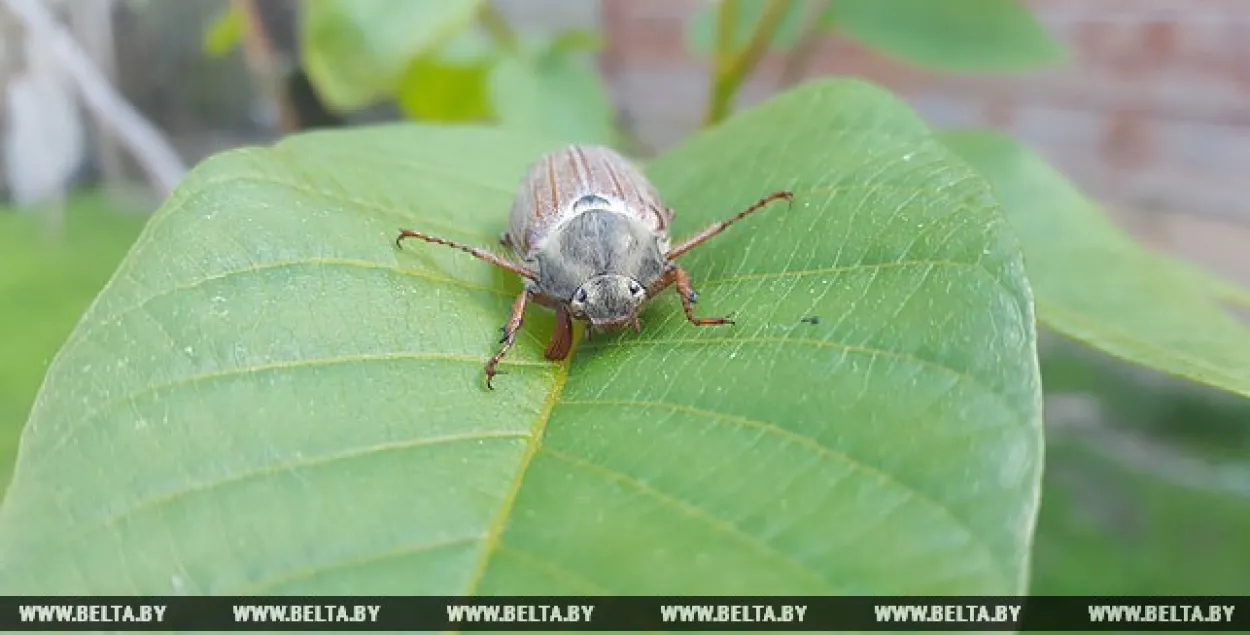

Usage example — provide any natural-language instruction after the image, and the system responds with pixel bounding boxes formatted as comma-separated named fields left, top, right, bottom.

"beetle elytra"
left=396, top=144, right=793, bottom=389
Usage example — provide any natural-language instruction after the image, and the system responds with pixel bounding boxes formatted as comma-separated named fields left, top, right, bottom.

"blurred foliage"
left=1037, top=440, right=1250, bottom=595
left=205, top=0, right=613, bottom=145
left=395, top=31, right=498, bottom=122
left=1035, top=372, right=1250, bottom=600
left=202, top=2, right=244, bottom=59
left=686, top=0, right=1066, bottom=74
left=0, top=195, right=145, bottom=493
left=823, top=0, right=1067, bottom=72
left=1035, top=343, right=1250, bottom=596
left=686, top=0, right=809, bottom=55
left=488, top=36, right=614, bottom=145
left=1041, top=341, right=1250, bottom=464
left=943, top=132, right=1250, bottom=402
left=301, top=0, right=487, bottom=111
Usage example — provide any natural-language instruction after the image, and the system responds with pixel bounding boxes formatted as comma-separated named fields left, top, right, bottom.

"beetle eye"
left=628, top=281, right=644, bottom=296
left=573, top=288, right=588, bottom=304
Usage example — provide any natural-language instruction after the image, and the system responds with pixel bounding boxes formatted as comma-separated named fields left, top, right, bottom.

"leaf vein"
left=5, top=432, right=529, bottom=581
left=66, top=257, right=514, bottom=353
left=231, top=535, right=485, bottom=595
left=41, top=352, right=547, bottom=465
left=556, top=398, right=1007, bottom=586
left=457, top=331, right=583, bottom=595
left=541, top=447, right=834, bottom=591
left=582, top=336, right=1019, bottom=420
left=697, top=258, right=982, bottom=287
left=495, top=545, right=616, bottom=595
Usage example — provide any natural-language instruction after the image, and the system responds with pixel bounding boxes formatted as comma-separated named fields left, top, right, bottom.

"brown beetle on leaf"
left=396, top=145, right=793, bottom=389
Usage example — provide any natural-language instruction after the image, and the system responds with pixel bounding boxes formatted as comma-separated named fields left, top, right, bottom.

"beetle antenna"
left=396, top=229, right=538, bottom=281
left=667, top=190, right=794, bottom=260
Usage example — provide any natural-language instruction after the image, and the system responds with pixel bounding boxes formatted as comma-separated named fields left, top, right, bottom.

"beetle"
left=396, top=144, right=793, bottom=389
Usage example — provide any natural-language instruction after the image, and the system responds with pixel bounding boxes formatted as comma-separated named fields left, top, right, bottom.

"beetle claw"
left=485, top=368, right=507, bottom=390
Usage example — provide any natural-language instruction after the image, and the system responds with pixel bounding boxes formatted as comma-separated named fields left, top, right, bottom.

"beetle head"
left=568, top=274, right=647, bottom=330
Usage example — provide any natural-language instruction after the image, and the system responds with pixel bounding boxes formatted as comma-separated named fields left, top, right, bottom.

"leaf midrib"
left=457, top=330, right=582, bottom=596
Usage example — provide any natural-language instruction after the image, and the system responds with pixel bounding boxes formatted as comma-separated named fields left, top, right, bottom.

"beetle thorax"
left=529, top=207, right=667, bottom=326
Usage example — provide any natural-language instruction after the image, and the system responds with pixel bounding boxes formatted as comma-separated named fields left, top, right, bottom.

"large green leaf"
left=942, top=131, right=1250, bottom=399
left=826, top=0, right=1067, bottom=72
left=0, top=80, right=1042, bottom=595
left=301, top=0, right=483, bottom=110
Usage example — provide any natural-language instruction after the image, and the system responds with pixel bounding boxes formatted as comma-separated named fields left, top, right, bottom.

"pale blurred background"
left=2, top=0, right=1248, bottom=600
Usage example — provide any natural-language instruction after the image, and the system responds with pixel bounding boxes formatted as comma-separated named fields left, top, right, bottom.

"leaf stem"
left=778, top=0, right=832, bottom=88
left=479, top=1, right=519, bottom=54
left=701, top=0, right=791, bottom=127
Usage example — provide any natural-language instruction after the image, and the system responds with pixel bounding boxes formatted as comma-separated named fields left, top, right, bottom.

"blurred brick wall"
left=596, top=0, right=1250, bottom=284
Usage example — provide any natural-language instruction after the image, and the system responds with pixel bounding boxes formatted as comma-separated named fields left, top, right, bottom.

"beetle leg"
left=544, top=304, right=574, bottom=361
left=645, top=266, right=676, bottom=298
left=666, top=190, right=794, bottom=260
left=672, top=266, right=733, bottom=326
left=396, top=228, right=538, bottom=281
left=484, top=290, right=530, bottom=390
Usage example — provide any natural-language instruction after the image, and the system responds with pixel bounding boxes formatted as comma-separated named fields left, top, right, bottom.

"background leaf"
left=942, top=131, right=1250, bottom=399
left=686, top=0, right=810, bottom=56
left=825, top=0, right=1067, bottom=72
left=547, top=28, right=605, bottom=56
left=301, top=0, right=484, bottom=111
left=0, top=80, right=1041, bottom=595
left=202, top=4, right=243, bottom=59
left=395, top=31, right=499, bottom=123
left=1034, top=343, right=1250, bottom=595
left=488, top=41, right=615, bottom=145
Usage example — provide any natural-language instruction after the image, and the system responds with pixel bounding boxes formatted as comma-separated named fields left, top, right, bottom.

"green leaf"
left=548, top=28, right=605, bottom=55
left=488, top=43, right=615, bottom=145
left=686, top=0, right=810, bottom=56
left=395, top=31, right=498, bottom=123
left=826, top=0, right=1067, bottom=72
left=396, top=60, right=494, bottom=123
left=941, top=130, right=1250, bottom=399
left=0, top=79, right=1041, bottom=595
left=1035, top=438, right=1250, bottom=595
left=202, top=4, right=244, bottom=59
left=301, top=0, right=484, bottom=111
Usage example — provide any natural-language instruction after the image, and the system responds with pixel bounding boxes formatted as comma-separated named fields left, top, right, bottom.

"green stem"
left=778, top=0, right=832, bottom=88
left=701, top=0, right=791, bottom=127
left=479, top=1, right=519, bottom=54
